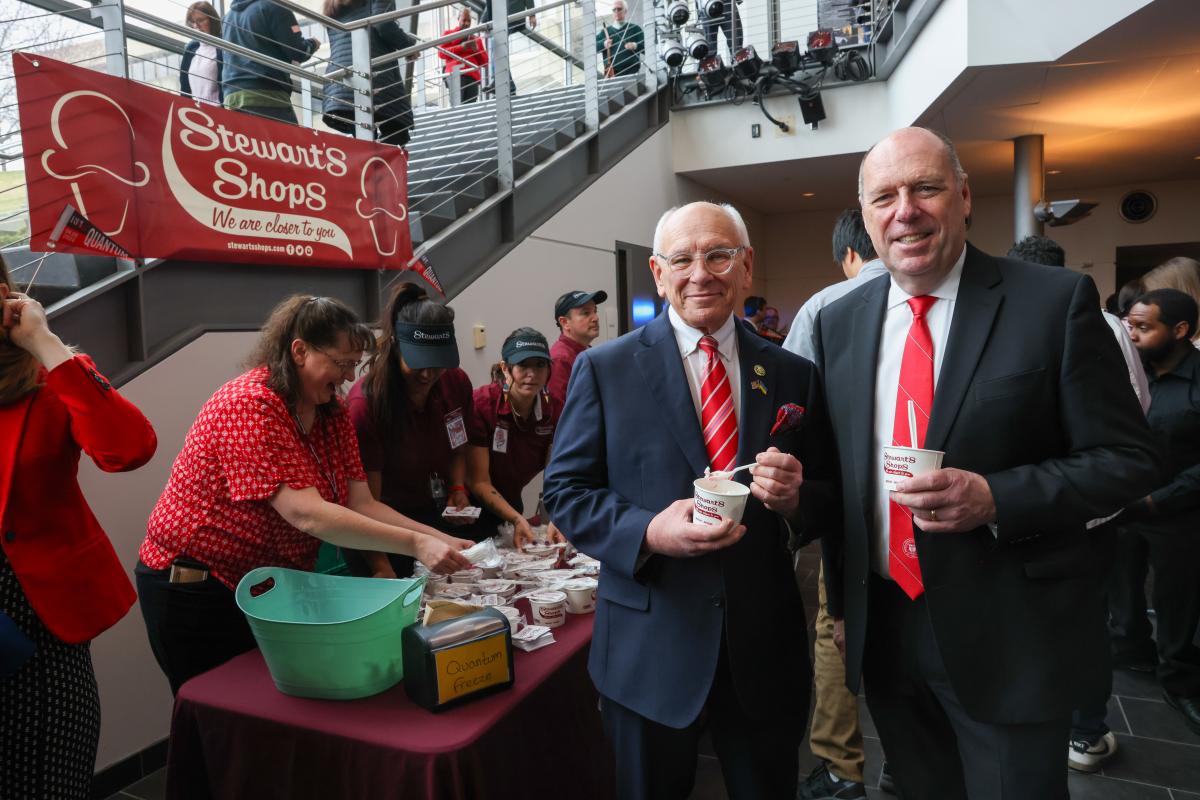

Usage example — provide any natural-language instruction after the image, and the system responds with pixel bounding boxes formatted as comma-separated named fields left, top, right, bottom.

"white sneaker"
left=1068, top=731, right=1118, bottom=773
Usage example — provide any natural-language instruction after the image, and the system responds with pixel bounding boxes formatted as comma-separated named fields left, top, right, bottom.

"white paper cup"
left=476, top=579, right=517, bottom=599
left=497, top=605, right=523, bottom=634
left=562, top=578, right=598, bottom=614
left=450, top=567, right=484, bottom=584
left=529, top=590, right=567, bottom=628
left=692, top=477, right=751, bottom=526
left=881, top=446, right=945, bottom=491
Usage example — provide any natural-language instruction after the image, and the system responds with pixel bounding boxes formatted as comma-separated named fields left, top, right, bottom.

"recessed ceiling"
left=682, top=0, right=1200, bottom=214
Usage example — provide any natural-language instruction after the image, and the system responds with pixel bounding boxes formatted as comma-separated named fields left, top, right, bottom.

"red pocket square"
left=770, top=403, right=806, bottom=436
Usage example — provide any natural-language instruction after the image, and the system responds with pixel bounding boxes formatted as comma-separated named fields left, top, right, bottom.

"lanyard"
left=292, top=413, right=340, bottom=503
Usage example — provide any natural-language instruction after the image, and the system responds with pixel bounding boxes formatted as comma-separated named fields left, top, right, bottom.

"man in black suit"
left=813, top=127, right=1159, bottom=799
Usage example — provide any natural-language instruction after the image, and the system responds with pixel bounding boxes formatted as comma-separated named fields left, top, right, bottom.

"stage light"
left=686, top=32, right=710, bottom=60
left=666, top=0, right=689, bottom=27
left=806, top=28, right=837, bottom=65
left=698, top=55, right=728, bottom=94
left=660, top=36, right=685, bottom=68
left=771, top=40, right=801, bottom=74
left=732, top=45, right=763, bottom=80
left=703, top=0, right=724, bottom=19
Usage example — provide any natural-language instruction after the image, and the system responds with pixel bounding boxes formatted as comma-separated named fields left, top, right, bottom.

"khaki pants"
left=809, top=562, right=865, bottom=782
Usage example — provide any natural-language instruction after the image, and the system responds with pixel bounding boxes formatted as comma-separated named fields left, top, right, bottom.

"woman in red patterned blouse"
left=136, top=295, right=472, bottom=694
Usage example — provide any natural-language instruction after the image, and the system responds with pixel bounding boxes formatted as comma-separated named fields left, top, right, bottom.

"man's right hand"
left=643, top=498, right=746, bottom=557
left=833, top=618, right=846, bottom=659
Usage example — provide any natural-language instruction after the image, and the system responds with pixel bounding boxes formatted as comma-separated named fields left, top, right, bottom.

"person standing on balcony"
left=1, top=257, right=157, bottom=800
left=180, top=2, right=224, bottom=105
left=481, top=0, right=535, bottom=94
left=222, top=0, right=319, bottom=124
left=597, top=0, right=643, bottom=77
left=344, top=283, right=492, bottom=580
left=440, top=8, right=488, bottom=104
left=547, top=289, right=606, bottom=407
left=322, top=0, right=418, bottom=146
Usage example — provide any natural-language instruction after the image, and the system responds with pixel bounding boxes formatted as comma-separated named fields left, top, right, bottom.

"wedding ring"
left=929, top=508, right=938, bottom=521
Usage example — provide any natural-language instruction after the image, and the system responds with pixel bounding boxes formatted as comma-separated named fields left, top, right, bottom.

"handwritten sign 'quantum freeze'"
left=14, top=53, right=411, bottom=269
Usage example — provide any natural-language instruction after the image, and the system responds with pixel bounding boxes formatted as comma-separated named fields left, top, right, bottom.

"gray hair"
left=857, top=126, right=966, bottom=200
left=652, top=201, right=750, bottom=255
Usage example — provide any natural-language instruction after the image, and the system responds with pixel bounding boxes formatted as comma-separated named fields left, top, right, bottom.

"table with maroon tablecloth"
left=166, top=614, right=612, bottom=800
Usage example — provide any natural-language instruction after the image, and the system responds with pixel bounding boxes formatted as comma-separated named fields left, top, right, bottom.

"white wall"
left=758, top=177, right=1200, bottom=329
left=80, top=121, right=769, bottom=771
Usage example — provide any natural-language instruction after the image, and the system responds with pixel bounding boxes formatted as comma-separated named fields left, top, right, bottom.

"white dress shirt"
left=870, top=248, right=966, bottom=577
left=188, top=43, right=221, bottom=105
left=667, top=306, right=742, bottom=429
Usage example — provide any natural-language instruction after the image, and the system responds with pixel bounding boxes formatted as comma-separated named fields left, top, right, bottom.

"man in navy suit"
left=544, top=201, right=838, bottom=799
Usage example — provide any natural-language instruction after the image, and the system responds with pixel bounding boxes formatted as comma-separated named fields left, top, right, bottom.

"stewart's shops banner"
left=14, top=53, right=412, bottom=270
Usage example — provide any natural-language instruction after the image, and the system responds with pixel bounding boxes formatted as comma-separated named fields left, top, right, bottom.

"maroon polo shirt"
left=547, top=333, right=588, bottom=407
left=468, top=382, right=559, bottom=512
left=347, top=368, right=475, bottom=515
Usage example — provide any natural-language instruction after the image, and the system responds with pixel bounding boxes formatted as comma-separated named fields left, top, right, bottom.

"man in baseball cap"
left=548, top=289, right=607, bottom=405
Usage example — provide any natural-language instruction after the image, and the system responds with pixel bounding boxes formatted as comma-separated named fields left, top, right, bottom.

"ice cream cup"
left=692, top=477, right=751, bottom=526
left=562, top=578, right=598, bottom=614
left=881, top=446, right=945, bottom=491
left=528, top=590, right=567, bottom=628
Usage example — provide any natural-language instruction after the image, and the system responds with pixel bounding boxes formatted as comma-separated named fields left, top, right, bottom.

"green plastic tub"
left=235, top=566, right=425, bottom=700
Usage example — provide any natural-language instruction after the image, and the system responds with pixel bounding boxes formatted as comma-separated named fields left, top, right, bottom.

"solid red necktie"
left=889, top=295, right=937, bottom=600
left=699, top=335, right=738, bottom=473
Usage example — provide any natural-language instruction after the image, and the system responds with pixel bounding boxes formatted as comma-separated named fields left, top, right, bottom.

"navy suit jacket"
left=543, top=311, right=838, bottom=728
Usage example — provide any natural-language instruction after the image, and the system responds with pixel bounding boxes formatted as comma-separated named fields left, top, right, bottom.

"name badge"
left=492, top=423, right=509, bottom=454
left=445, top=408, right=468, bottom=449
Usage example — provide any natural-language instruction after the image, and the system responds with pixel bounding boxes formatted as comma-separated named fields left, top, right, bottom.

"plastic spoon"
left=704, top=462, right=757, bottom=482
left=907, top=399, right=919, bottom=449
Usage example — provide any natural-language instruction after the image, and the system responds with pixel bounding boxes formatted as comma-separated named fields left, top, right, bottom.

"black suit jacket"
left=544, top=312, right=838, bottom=728
left=814, top=244, right=1159, bottom=724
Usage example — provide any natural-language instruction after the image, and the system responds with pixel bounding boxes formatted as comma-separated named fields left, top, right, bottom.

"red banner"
left=14, top=53, right=412, bottom=269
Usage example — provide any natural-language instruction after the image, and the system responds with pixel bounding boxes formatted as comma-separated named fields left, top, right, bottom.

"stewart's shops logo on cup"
left=692, top=477, right=750, bottom=527
left=881, top=446, right=944, bottom=491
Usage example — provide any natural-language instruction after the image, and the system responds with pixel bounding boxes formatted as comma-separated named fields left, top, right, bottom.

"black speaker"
left=1119, top=190, right=1156, bottom=224
left=799, top=93, right=826, bottom=125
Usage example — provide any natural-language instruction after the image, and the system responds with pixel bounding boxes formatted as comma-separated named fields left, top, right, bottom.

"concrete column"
left=1013, top=134, right=1044, bottom=241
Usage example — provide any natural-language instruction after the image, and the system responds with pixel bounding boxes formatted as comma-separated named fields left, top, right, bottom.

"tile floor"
left=106, top=546, right=1200, bottom=800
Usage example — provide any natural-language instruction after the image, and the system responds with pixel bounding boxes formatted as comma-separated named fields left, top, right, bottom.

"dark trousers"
left=863, top=576, right=1069, bottom=800
left=135, top=561, right=256, bottom=696
left=599, top=641, right=801, bottom=800
left=1108, top=525, right=1200, bottom=697
left=237, top=104, right=298, bottom=126
left=445, top=74, right=481, bottom=104
left=1072, top=519, right=1118, bottom=740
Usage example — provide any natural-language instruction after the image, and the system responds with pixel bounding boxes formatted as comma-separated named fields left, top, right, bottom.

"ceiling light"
left=802, top=192, right=815, bottom=197
left=1046, top=169, right=1062, bottom=175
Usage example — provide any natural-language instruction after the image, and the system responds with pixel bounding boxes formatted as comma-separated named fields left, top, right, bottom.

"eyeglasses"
left=311, top=345, right=362, bottom=373
left=653, top=246, right=745, bottom=275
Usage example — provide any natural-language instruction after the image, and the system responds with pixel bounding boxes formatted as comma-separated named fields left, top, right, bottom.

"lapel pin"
left=753, top=364, right=766, bottom=377
left=750, top=379, right=767, bottom=395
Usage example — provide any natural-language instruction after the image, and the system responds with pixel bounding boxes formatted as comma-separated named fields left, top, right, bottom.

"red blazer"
left=0, top=355, right=156, bottom=644
left=439, top=26, right=488, bottom=81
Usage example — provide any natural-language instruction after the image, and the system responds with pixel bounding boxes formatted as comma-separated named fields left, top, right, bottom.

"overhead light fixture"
left=732, top=45, right=763, bottom=80
left=771, top=40, right=801, bottom=74
left=806, top=28, right=837, bottom=65
left=1046, top=169, right=1063, bottom=175
left=666, top=0, right=689, bottom=27
left=1034, top=199, right=1097, bottom=227
left=698, top=54, right=728, bottom=94
left=703, top=0, right=724, bottom=19
left=660, top=36, right=685, bottom=69
left=686, top=31, right=710, bottom=60
left=802, top=192, right=815, bottom=197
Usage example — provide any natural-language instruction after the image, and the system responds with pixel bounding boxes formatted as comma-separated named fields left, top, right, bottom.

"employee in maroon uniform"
left=547, top=289, right=606, bottom=406
left=346, top=283, right=488, bottom=578
left=467, top=328, right=566, bottom=549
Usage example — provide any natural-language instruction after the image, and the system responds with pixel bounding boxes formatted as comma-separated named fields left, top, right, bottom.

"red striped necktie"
left=699, top=335, right=738, bottom=473
left=889, top=295, right=937, bottom=600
